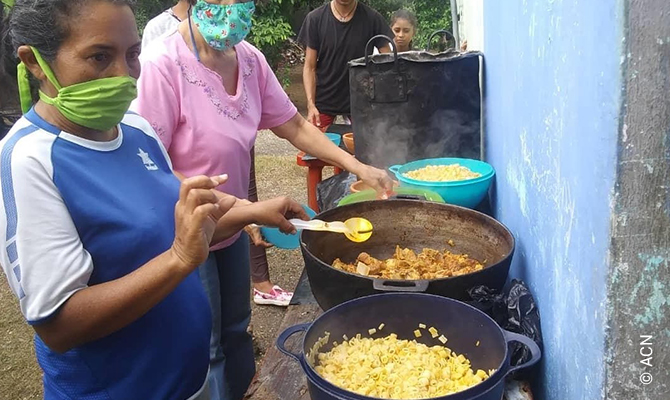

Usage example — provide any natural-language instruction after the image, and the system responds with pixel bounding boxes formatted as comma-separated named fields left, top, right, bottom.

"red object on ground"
left=296, top=151, right=343, bottom=211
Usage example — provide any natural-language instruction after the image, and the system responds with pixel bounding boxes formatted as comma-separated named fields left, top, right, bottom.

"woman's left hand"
left=244, top=224, right=273, bottom=248
left=357, top=165, right=395, bottom=199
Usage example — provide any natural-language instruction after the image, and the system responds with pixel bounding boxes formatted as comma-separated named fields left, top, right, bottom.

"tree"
left=246, top=0, right=295, bottom=69
left=410, top=0, right=452, bottom=50
left=133, top=0, right=453, bottom=71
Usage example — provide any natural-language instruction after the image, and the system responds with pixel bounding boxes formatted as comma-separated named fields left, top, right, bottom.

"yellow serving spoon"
left=288, top=217, right=374, bottom=242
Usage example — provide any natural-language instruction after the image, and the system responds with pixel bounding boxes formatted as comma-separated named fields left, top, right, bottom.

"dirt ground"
left=284, top=65, right=309, bottom=115
left=0, top=278, right=41, bottom=399
left=0, top=66, right=326, bottom=398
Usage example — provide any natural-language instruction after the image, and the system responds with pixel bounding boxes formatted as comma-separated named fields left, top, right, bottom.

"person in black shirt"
left=298, top=0, right=393, bottom=131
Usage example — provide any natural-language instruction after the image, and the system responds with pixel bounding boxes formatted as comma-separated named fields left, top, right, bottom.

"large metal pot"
left=277, top=293, right=541, bottom=400
left=349, top=35, right=483, bottom=169
left=300, top=200, right=514, bottom=310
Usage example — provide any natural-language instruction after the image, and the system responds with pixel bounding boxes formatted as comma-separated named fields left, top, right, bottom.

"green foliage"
left=134, top=1, right=452, bottom=47
left=246, top=0, right=294, bottom=69
left=132, top=0, right=453, bottom=83
left=410, top=0, right=452, bottom=50
left=365, top=0, right=407, bottom=21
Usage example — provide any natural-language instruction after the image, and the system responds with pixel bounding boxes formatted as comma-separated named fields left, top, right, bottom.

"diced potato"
left=428, top=327, right=439, bottom=338
left=312, top=330, right=490, bottom=399
left=356, top=262, right=370, bottom=275
left=438, top=335, right=448, bottom=344
left=418, top=323, right=426, bottom=329
left=378, top=323, right=385, bottom=330
left=368, top=328, right=377, bottom=335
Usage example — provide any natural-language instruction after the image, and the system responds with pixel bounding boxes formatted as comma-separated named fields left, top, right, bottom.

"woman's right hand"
left=250, top=196, right=310, bottom=234
left=170, top=175, right=237, bottom=271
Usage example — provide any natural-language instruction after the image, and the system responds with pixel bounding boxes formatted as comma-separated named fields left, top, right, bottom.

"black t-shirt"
left=298, top=2, right=393, bottom=115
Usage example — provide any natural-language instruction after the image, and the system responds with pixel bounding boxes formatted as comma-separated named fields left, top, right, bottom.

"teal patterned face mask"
left=192, top=0, right=255, bottom=51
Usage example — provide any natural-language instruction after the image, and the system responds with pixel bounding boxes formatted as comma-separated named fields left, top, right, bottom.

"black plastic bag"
left=316, top=172, right=357, bottom=212
left=468, top=280, right=543, bottom=368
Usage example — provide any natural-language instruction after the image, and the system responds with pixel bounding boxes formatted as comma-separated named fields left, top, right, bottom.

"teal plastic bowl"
left=325, top=132, right=342, bottom=146
left=389, top=158, right=495, bottom=209
left=260, top=205, right=317, bottom=249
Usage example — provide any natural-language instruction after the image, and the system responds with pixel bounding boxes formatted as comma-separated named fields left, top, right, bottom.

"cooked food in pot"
left=332, top=246, right=485, bottom=280
left=403, top=164, right=481, bottom=182
left=311, top=329, right=491, bottom=399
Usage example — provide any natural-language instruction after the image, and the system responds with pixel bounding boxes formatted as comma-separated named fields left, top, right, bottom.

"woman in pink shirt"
left=142, top=0, right=296, bottom=310
left=133, top=1, right=393, bottom=399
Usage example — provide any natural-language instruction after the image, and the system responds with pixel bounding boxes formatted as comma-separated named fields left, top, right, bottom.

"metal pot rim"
left=300, top=200, right=516, bottom=283
left=294, top=293, right=515, bottom=400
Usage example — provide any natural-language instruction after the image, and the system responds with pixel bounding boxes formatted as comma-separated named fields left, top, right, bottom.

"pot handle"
left=388, top=165, right=401, bottom=176
left=502, top=330, right=542, bottom=375
left=364, top=34, right=399, bottom=73
left=390, top=194, right=426, bottom=201
left=373, top=279, right=429, bottom=292
left=426, top=29, right=456, bottom=52
left=276, top=323, right=310, bottom=362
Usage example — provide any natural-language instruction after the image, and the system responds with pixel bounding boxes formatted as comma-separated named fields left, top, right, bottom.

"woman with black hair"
left=373, top=9, right=418, bottom=54
left=0, top=1, right=307, bottom=398
left=390, top=9, right=418, bottom=52
left=0, top=0, right=19, bottom=140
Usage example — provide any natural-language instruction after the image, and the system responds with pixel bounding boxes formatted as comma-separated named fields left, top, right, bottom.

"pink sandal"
left=253, top=285, right=293, bottom=307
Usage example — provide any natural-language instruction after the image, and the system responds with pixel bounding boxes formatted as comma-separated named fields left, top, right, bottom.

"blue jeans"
left=198, top=235, right=255, bottom=400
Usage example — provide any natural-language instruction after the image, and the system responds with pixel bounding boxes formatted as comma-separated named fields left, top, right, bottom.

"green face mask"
left=17, top=47, right=137, bottom=131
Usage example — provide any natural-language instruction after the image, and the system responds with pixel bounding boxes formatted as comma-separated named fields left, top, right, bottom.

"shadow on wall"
left=511, top=239, right=530, bottom=286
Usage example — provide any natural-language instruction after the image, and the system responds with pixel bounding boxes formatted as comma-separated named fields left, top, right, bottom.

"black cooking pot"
left=349, top=36, right=483, bottom=169
left=277, top=293, right=541, bottom=400
left=300, top=200, right=514, bottom=310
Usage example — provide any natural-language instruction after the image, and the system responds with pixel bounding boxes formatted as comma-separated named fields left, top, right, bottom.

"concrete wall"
left=482, top=1, right=623, bottom=399
left=606, top=0, right=670, bottom=398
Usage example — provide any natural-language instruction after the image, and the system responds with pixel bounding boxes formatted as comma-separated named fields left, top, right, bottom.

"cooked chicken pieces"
left=332, top=245, right=485, bottom=280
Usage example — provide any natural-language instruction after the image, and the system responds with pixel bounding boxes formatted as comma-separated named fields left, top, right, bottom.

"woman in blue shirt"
left=0, top=0, right=306, bottom=398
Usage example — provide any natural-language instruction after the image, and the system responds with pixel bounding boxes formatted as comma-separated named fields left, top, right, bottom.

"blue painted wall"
left=482, top=1, right=623, bottom=399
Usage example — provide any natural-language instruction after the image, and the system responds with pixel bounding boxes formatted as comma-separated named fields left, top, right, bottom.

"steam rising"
left=350, top=52, right=483, bottom=170
left=358, top=109, right=481, bottom=170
